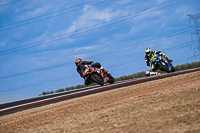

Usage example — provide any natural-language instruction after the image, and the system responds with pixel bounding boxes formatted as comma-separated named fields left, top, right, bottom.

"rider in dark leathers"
left=75, top=58, right=110, bottom=85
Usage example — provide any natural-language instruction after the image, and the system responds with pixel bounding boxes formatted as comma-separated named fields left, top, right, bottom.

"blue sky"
left=0, top=0, right=199, bottom=104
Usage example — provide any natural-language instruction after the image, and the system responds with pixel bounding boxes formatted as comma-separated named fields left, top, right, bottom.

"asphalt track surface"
left=0, top=67, right=200, bottom=116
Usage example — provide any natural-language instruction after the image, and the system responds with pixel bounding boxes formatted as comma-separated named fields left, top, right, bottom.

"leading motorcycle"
left=83, top=65, right=115, bottom=86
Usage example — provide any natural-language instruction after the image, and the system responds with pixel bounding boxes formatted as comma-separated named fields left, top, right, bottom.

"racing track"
left=0, top=67, right=200, bottom=116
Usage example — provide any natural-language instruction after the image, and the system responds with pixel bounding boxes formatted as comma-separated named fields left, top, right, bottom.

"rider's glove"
left=156, top=51, right=162, bottom=56
left=168, top=59, right=173, bottom=62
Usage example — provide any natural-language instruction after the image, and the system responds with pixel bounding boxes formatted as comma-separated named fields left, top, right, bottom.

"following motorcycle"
left=150, top=54, right=175, bottom=73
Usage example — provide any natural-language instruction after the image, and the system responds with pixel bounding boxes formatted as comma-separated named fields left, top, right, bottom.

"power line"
left=164, top=41, right=195, bottom=52
left=0, top=1, right=196, bottom=94
left=1, top=46, right=197, bottom=93
left=0, top=0, right=108, bottom=32
left=175, top=55, right=198, bottom=64
left=0, top=62, right=72, bottom=79
left=0, top=0, right=189, bottom=81
left=0, top=29, right=193, bottom=80
left=0, top=0, right=95, bottom=27
left=0, top=0, right=182, bottom=55
left=0, top=74, right=78, bottom=93
left=0, top=0, right=186, bottom=56
left=89, top=27, right=192, bottom=59
left=108, top=42, right=195, bottom=69
left=0, top=0, right=179, bottom=31
left=0, top=0, right=22, bottom=6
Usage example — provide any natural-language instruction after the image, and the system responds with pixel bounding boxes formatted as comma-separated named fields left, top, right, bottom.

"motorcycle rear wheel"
left=90, top=73, right=104, bottom=85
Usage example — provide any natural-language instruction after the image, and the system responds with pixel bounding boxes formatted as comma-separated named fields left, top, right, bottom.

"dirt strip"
left=0, top=71, right=200, bottom=133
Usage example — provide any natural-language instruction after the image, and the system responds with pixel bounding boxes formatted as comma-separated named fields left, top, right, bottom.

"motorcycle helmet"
left=145, top=48, right=151, bottom=56
left=75, top=58, right=82, bottom=66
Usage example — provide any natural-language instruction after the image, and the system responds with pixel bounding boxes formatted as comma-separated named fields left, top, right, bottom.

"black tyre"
left=108, top=76, right=115, bottom=84
left=90, top=73, right=104, bottom=85
left=159, top=63, right=170, bottom=73
left=171, top=65, right=175, bottom=72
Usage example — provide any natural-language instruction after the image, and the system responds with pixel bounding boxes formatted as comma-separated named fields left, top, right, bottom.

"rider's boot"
left=151, top=64, right=156, bottom=72
left=168, top=59, right=173, bottom=62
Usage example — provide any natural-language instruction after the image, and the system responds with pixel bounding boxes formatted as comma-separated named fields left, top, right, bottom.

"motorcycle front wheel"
left=108, top=76, right=115, bottom=84
left=159, top=63, right=170, bottom=73
left=170, top=65, right=175, bottom=72
left=90, top=73, right=104, bottom=85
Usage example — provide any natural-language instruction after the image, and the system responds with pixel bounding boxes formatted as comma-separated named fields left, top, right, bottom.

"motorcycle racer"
left=144, top=48, right=173, bottom=71
left=75, top=58, right=111, bottom=85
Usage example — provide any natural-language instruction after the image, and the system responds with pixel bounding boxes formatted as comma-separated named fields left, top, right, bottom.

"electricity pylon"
left=188, top=14, right=200, bottom=58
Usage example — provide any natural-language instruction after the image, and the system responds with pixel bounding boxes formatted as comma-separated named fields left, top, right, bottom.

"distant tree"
left=42, top=91, right=47, bottom=95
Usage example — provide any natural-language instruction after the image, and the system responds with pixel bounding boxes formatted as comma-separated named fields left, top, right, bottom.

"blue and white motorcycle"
left=150, top=54, right=175, bottom=73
